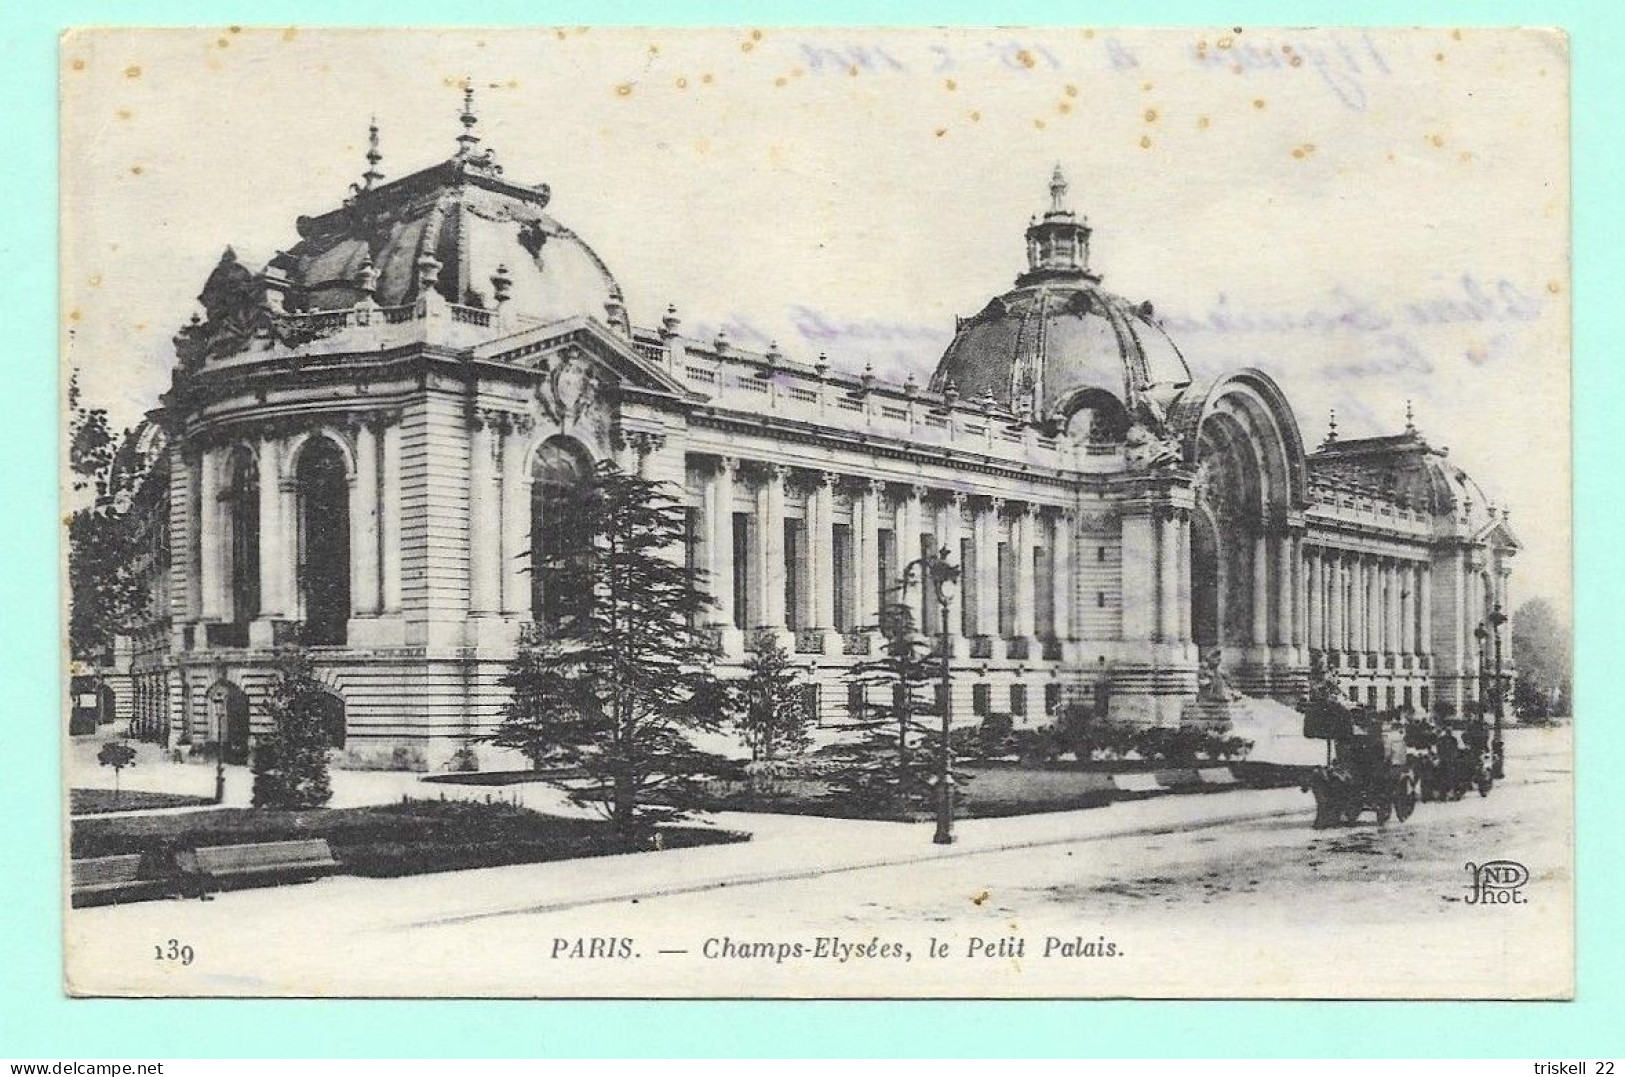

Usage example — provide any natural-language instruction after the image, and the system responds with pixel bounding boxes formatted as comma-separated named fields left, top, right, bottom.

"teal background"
left=3, top=0, right=1615, bottom=1059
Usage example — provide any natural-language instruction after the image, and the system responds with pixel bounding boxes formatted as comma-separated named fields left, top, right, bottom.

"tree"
left=66, top=373, right=145, bottom=662
left=826, top=588, right=967, bottom=815
left=732, top=629, right=815, bottom=768
left=97, top=740, right=137, bottom=802
left=1512, top=598, right=1571, bottom=718
left=251, top=645, right=334, bottom=810
left=491, top=460, right=728, bottom=847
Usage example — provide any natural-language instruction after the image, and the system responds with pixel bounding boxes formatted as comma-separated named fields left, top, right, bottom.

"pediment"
left=470, top=315, right=693, bottom=400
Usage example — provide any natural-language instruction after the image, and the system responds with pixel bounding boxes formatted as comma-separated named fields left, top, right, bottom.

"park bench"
left=70, top=854, right=163, bottom=907
left=175, top=839, right=339, bottom=899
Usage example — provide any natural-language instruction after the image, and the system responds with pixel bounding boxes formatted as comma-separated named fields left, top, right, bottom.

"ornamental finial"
left=1405, top=399, right=1416, bottom=434
left=1326, top=407, right=1339, bottom=444
left=456, top=80, right=480, bottom=158
left=1049, top=163, right=1069, bottom=215
left=362, top=115, right=384, bottom=190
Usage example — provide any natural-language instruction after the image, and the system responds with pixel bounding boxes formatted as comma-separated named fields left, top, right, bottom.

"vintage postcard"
left=61, top=26, right=1572, bottom=999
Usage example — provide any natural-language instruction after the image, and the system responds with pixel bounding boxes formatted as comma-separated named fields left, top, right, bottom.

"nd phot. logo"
left=1464, top=860, right=1529, bottom=905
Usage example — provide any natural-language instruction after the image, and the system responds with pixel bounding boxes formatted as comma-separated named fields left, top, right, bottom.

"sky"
left=59, top=26, right=1571, bottom=618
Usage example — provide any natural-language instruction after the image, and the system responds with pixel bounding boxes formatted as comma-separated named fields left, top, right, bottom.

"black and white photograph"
left=60, top=26, right=1572, bottom=998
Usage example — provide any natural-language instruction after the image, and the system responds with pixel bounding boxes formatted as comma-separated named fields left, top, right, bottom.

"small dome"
left=273, top=163, right=622, bottom=329
left=928, top=167, right=1190, bottom=419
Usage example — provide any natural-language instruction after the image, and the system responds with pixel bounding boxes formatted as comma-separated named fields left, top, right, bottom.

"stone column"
left=706, top=457, right=737, bottom=629
left=256, top=437, right=283, bottom=617
left=1400, top=561, right=1415, bottom=654
left=279, top=475, right=299, bottom=623
left=974, top=498, right=1001, bottom=643
left=1251, top=531, right=1269, bottom=649
left=1419, top=562, right=1433, bottom=654
left=1013, top=503, right=1037, bottom=640
left=352, top=419, right=381, bottom=616
left=382, top=418, right=404, bottom=614
left=1052, top=509, right=1074, bottom=644
left=1348, top=555, right=1364, bottom=654
left=855, top=479, right=882, bottom=630
left=1158, top=511, right=1181, bottom=643
left=938, top=492, right=966, bottom=649
left=468, top=418, right=499, bottom=615
left=1329, top=551, right=1345, bottom=652
left=198, top=448, right=224, bottom=622
left=1273, top=530, right=1293, bottom=650
left=1307, top=547, right=1323, bottom=653
left=812, top=472, right=841, bottom=654
left=498, top=420, right=527, bottom=617
left=756, top=465, right=788, bottom=633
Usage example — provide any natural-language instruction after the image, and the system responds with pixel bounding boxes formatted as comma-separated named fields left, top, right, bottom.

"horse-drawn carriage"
left=1409, top=719, right=1494, bottom=802
left=1302, top=700, right=1420, bottom=828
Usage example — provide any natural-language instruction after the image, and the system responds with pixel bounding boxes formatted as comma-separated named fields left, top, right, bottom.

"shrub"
left=978, top=713, right=1016, bottom=757
left=446, top=746, right=480, bottom=773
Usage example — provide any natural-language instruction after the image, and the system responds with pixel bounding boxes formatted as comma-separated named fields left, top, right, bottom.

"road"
left=66, top=727, right=1572, bottom=999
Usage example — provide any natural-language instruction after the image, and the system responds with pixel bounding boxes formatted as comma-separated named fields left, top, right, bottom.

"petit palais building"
left=110, top=98, right=1520, bottom=770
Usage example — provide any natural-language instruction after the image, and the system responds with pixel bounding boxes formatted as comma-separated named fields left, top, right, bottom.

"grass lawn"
left=70, top=788, right=216, bottom=815
left=71, top=798, right=748, bottom=879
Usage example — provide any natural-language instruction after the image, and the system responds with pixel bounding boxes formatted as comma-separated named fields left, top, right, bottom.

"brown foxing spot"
left=129, top=165, right=143, bottom=175
left=68, top=309, right=82, bottom=323
left=969, top=110, right=981, bottom=122
left=676, top=76, right=688, bottom=89
left=741, top=41, right=753, bottom=53
left=1459, top=150, right=1474, bottom=162
left=702, top=73, right=714, bottom=84
left=1253, top=98, right=1267, bottom=109
left=1218, top=35, right=1233, bottom=50
left=1141, top=81, right=1153, bottom=91
left=945, top=78, right=956, bottom=90
left=1139, top=135, right=1151, bottom=149
left=1452, top=28, right=1463, bottom=40
left=751, top=29, right=763, bottom=41
left=774, top=77, right=787, bottom=87
left=1196, top=115, right=1211, bottom=129
left=1547, top=280, right=1562, bottom=294
left=1290, top=55, right=1303, bottom=67
left=1015, top=49, right=1035, bottom=68
left=88, top=274, right=102, bottom=287
left=1064, top=83, right=1077, bottom=97
left=615, top=83, right=633, bottom=97
left=70, top=58, right=86, bottom=71
left=116, top=109, right=131, bottom=121
left=972, top=890, right=990, bottom=906
left=847, top=66, right=859, bottom=77
left=1083, top=29, right=1095, bottom=39
left=217, top=38, right=230, bottom=48
left=281, top=27, right=297, bottom=42
left=1435, top=52, right=1446, bottom=62
left=1429, top=133, right=1445, bottom=147
left=1144, top=107, right=1158, bottom=122
left=1033, top=118, right=1046, bottom=130
left=1057, top=101, right=1071, bottom=114
left=935, top=128, right=946, bottom=138
left=648, top=43, right=659, bottom=56
left=124, top=64, right=141, bottom=79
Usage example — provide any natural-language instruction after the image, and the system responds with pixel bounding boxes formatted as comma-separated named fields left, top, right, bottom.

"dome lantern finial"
left=362, top=115, right=384, bottom=190
left=1018, top=164, right=1095, bottom=286
left=1405, top=398, right=1417, bottom=435
left=1049, top=162, right=1069, bottom=215
left=1326, top=407, right=1339, bottom=445
left=456, top=80, right=480, bottom=159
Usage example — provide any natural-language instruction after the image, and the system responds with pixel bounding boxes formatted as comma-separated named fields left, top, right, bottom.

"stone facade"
left=119, top=100, right=1519, bottom=770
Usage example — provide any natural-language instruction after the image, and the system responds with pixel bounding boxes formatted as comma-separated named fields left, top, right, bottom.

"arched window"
left=296, top=437, right=350, bottom=645
left=226, top=446, right=260, bottom=623
left=531, top=437, right=593, bottom=634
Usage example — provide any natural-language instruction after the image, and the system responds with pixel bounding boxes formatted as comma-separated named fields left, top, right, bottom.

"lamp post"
left=1473, top=620, right=1491, bottom=771
left=1488, top=603, right=1508, bottom=778
left=903, top=546, right=961, bottom=846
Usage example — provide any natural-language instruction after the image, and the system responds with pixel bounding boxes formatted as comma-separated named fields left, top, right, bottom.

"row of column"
left=1120, top=506, right=1195, bottom=645
left=1305, top=547, right=1432, bottom=657
left=700, top=459, right=1073, bottom=647
left=194, top=420, right=403, bottom=625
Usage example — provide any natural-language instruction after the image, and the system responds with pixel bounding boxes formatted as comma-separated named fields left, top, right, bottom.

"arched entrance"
left=1190, top=504, right=1222, bottom=649
left=296, top=436, right=350, bottom=645
left=1184, top=371, right=1309, bottom=695
left=208, top=680, right=251, bottom=764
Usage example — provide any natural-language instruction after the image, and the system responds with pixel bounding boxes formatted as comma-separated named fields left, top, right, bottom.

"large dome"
left=929, top=167, right=1191, bottom=420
